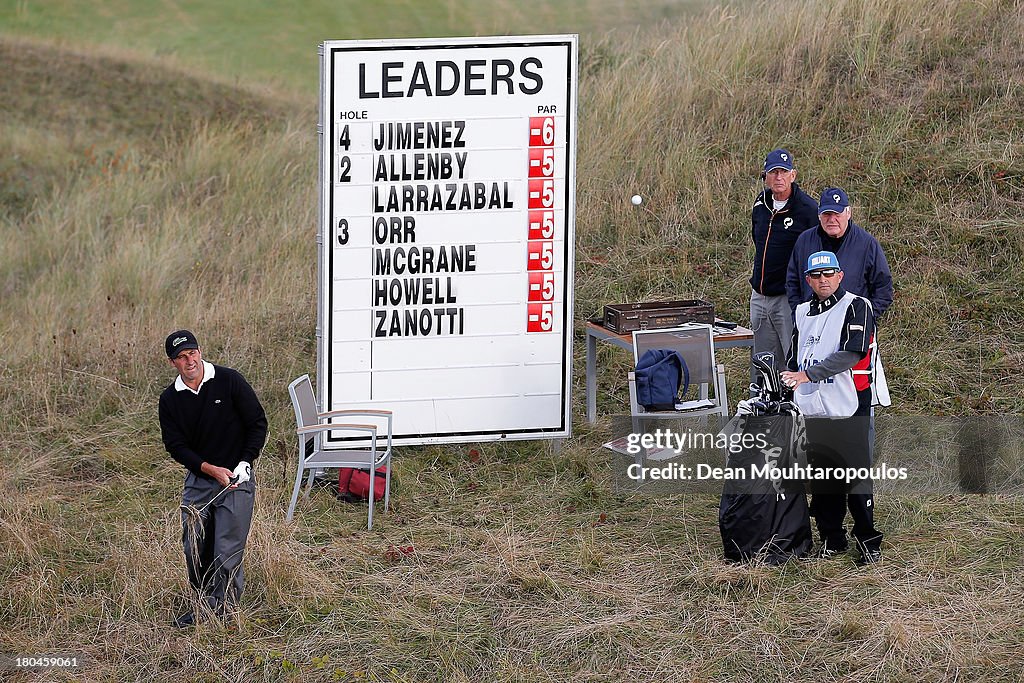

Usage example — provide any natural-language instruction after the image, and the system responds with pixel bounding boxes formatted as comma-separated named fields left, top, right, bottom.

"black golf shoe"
left=173, top=611, right=196, bottom=628
left=809, top=542, right=849, bottom=560
left=856, top=549, right=882, bottom=567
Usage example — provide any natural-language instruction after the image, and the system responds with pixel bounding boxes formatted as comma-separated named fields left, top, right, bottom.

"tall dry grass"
left=573, top=0, right=1024, bottom=412
left=2, top=0, right=1024, bottom=680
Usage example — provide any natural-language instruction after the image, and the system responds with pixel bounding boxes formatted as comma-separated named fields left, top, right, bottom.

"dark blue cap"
left=818, top=187, right=850, bottom=214
left=764, top=149, right=794, bottom=172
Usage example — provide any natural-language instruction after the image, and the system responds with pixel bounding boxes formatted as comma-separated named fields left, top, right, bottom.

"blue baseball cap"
left=764, top=148, right=794, bottom=172
left=818, top=187, right=850, bottom=214
left=805, top=251, right=841, bottom=274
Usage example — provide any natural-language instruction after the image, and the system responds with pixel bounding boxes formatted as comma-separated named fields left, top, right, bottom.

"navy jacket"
left=786, top=221, right=894, bottom=318
left=750, top=182, right=819, bottom=296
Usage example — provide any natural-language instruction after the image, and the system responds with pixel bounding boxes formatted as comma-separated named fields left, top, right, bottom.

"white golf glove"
left=232, top=461, right=251, bottom=484
left=735, top=399, right=754, bottom=416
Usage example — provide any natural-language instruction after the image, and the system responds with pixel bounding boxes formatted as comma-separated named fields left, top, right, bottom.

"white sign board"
left=318, top=35, right=578, bottom=447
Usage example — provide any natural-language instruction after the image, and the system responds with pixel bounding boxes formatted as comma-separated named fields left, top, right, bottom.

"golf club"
left=197, top=476, right=240, bottom=514
left=180, top=474, right=239, bottom=526
left=740, top=353, right=799, bottom=416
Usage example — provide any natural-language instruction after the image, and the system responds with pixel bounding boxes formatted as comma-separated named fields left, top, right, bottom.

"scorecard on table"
left=318, top=35, right=578, bottom=447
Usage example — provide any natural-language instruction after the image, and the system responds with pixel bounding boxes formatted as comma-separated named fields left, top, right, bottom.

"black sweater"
left=159, top=364, right=268, bottom=477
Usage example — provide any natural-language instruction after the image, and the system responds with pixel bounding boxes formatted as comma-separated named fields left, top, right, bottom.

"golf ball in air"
left=631, top=194, right=643, bottom=205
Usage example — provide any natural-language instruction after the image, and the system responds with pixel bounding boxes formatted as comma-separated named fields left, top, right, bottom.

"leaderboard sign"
left=318, top=35, right=578, bottom=447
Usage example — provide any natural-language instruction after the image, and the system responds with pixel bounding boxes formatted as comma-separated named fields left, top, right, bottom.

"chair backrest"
left=288, top=374, right=319, bottom=429
left=632, top=324, right=718, bottom=390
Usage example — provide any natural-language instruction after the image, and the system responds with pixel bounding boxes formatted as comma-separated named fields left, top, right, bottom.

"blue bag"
left=634, top=349, right=690, bottom=411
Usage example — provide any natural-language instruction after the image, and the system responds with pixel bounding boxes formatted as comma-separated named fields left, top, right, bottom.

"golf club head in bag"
left=753, top=351, right=796, bottom=403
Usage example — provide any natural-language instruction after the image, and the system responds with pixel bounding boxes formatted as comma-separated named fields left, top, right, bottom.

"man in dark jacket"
left=749, top=148, right=818, bottom=383
left=786, top=187, right=893, bottom=318
left=159, top=330, right=267, bottom=627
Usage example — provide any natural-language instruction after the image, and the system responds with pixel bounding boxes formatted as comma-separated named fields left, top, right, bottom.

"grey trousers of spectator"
left=749, top=290, right=794, bottom=386
left=181, top=471, right=255, bottom=613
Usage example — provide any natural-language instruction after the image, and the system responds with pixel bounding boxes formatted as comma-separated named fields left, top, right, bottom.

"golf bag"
left=718, top=352, right=812, bottom=564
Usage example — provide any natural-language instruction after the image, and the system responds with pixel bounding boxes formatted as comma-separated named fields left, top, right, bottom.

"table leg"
left=586, top=330, right=597, bottom=423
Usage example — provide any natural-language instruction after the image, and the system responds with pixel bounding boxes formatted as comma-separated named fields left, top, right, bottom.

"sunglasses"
left=807, top=269, right=840, bottom=279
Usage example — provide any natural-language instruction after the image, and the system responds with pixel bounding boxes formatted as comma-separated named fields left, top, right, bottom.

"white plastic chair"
left=286, top=375, right=392, bottom=529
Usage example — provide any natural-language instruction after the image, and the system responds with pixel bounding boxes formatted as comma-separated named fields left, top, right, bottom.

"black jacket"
left=750, top=182, right=818, bottom=296
left=159, top=364, right=267, bottom=477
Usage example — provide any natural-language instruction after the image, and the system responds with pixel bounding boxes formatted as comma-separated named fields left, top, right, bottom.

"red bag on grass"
left=337, top=466, right=387, bottom=502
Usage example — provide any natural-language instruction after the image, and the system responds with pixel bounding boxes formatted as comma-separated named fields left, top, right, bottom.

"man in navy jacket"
left=749, top=148, right=818, bottom=380
left=786, top=187, right=893, bottom=319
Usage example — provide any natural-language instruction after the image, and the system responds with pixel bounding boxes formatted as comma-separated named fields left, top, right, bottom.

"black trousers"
left=181, top=471, right=255, bottom=611
left=804, top=413, right=883, bottom=553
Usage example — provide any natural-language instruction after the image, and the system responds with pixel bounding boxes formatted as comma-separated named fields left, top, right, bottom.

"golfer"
left=159, top=330, right=267, bottom=627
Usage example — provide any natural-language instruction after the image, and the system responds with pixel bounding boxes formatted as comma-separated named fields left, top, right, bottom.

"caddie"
left=781, top=251, right=886, bottom=566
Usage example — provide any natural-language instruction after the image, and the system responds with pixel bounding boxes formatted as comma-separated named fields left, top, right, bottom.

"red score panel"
left=526, top=240, right=554, bottom=271
left=528, top=147, right=555, bottom=178
left=528, top=116, right=555, bottom=147
left=527, top=271, right=555, bottom=302
left=527, top=179, right=555, bottom=209
left=528, top=210, right=555, bottom=240
left=526, top=302, right=554, bottom=333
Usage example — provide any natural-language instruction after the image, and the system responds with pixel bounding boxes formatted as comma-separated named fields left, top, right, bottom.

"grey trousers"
left=749, top=290, right=794, bottom=386
left=181, top=471, right=255, bottom=612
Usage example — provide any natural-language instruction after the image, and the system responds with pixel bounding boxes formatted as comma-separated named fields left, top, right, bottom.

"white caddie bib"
left=793, top=292, right=862, bottom=417
left=852, top=299, right=891, bottom=408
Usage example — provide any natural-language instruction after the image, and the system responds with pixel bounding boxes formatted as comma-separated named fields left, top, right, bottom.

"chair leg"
left=634, top=415, right=647, bottom=465
left=286, top=451, right=305, bottom=522
left=302, top=469, right=316, bottom=501
left=366, top=467, right=375, bottom=531
left=383, top=456, right=392, bottom=512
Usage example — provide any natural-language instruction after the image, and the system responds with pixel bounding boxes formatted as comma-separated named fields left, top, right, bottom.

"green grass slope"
left=0, top=0, right=712, bottom=93
left=2, top=0, right=1024, bottom=680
